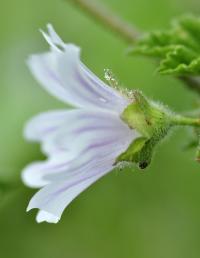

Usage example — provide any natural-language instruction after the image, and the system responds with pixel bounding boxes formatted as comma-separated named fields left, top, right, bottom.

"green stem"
left=171, top=115, right=200, bottom=127
left=66, top=0, right=139, bottom=43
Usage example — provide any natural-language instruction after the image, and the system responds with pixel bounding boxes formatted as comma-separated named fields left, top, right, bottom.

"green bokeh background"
left=1, top=0, right=200, bottom=257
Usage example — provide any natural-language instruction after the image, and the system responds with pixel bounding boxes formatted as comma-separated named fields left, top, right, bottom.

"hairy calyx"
left=116, top=90, right=200, bottom=169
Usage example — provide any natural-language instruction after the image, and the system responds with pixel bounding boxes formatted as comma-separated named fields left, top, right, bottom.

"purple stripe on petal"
left=41, top=162, right=113, bottom=208
left=42, top=57, right=98, bottom=107
left=43, top=136, right=130, bottom=184
left=73, top=125, right=115, bottom=134
left=44, top=138, right=116, bottom=171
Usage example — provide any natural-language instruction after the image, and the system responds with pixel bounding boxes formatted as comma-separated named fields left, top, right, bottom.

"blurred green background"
left=1, top=0, right=200, bottom=257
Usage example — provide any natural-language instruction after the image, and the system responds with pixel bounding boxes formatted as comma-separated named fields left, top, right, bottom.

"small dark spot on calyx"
left=139, top=161, right=148, bottom=169
left=145, top=118, right=151, bottom=126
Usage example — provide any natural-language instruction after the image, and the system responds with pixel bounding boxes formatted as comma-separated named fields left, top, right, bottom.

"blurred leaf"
left=182, top=139, right=198, bottom=151
left=0, top=181, right=20, bottom=202
left=130, top=15, right=200, bottom=76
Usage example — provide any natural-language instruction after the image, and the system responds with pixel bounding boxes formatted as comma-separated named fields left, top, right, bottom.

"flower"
left=22, top=24, right=139, bottom=223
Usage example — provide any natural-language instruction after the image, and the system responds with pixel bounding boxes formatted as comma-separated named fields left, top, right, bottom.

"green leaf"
left=0, top=181, right=19, bottom=201
left=182, top=139, right=198, bottom=151
left=130, top=15, right=200, bottom=76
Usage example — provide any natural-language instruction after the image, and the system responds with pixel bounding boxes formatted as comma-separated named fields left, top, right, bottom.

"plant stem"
left=66, top=0, right=139, bottom=43
left=66, top=0, right=200, bottom=94
left=179, top=76, right=200, bottom=95
left=172, top=115, right=200, bottom=127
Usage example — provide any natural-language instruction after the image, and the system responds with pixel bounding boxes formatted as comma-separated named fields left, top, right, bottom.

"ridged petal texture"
left=23, top=24, right=139, bottom=223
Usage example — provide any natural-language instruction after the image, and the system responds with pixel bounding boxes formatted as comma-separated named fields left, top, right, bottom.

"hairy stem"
left=66, top=0, right=200, bottom=94
left=172, top=114, right=200, bottom=127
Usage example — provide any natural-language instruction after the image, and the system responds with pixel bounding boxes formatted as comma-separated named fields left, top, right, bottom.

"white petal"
left=23, top=123, right=136, bottom=189
left=23, top=115, right=136, bottom=188
left=28, top=25, right=129, bottom=112
left=40, top=24, right=65, bottom=52
left=40, top=109, right=136, bottom=156
left=27, top=158, right=114, bottom=221
left=26, top=120, right=138, bottom=222
left=24, top=110, right=70, bottom=142
left=24, top=108, right=123, bottom=143
left=23, top=109, right=139, bottom=190
left=24, top=109, right=134, bottom=155
left=23, top=24, right=140, bottom=223
left=22, top=151, right=75, bottom=188
left=36, top=210, right=60, bottom=223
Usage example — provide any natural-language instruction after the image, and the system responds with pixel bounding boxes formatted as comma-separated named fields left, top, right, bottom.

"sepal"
left=116, top=91, right=172, bottom=169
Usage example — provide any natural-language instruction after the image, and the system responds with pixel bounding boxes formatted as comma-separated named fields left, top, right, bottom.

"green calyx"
left=116, top=91, right=172, bottom=169
left=115, top=91, right=200, bottom=169
left=121, top=91, right=172, bottom=138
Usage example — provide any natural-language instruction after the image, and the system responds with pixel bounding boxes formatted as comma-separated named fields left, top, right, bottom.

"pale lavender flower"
left=22, top=24, right=139, bottom=223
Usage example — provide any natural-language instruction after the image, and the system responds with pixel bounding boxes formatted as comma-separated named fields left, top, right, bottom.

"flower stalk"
left=171, top=115, right=200, bottom=127
left=66, top=0, right=139, bottom=43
